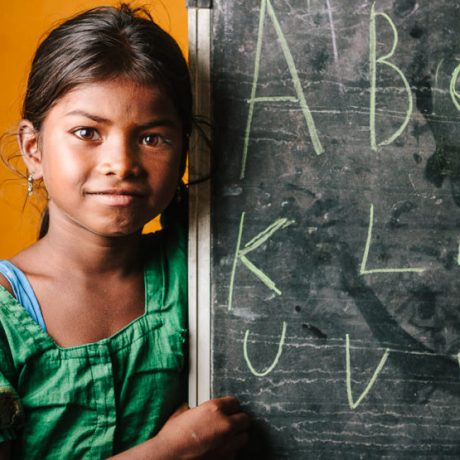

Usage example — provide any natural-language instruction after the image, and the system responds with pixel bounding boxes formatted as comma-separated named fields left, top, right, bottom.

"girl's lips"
left=87, top=190, right=147, bottom=206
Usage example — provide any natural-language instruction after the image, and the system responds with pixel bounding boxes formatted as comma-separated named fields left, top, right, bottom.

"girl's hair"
left=21, top=3, right=193, bottom=237
left=24, top=3, right=192, bottom=171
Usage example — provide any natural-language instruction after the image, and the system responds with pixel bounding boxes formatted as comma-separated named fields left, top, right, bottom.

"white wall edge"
left=187, top=7, right=212, bottom=407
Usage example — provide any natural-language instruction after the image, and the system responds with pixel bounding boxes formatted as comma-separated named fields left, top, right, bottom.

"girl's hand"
left=109, top=396, right=250, bottom=460
left=155, top=396, right=250, bottom=459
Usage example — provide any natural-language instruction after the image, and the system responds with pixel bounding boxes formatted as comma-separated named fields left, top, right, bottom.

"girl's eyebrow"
left=65, top=110, right=110, bottom=123
left=138, top=120, right=178, bottom=130
left=64, top=110, right=178, bottom=129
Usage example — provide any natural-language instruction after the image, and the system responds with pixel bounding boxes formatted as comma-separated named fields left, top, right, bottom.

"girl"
left=0, top=4, right=249, bottom=459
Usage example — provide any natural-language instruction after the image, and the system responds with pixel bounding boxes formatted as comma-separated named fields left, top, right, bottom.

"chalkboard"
left=209, top=0, right=460, bottom=457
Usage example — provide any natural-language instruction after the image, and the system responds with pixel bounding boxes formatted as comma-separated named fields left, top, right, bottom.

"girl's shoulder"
left=0, top=260, right=44, bottom=329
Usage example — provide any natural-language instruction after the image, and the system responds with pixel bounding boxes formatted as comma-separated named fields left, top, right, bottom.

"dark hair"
left=25, top=4, right=191, bottom=158
left=21, top=3, right=193, bottom=237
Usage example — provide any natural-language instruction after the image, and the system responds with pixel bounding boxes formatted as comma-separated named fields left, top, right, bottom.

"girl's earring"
left=27, top=174, right=33, bottom=196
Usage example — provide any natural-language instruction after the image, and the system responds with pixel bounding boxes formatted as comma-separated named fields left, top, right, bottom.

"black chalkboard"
left=210, top=0, right=460, bottom=457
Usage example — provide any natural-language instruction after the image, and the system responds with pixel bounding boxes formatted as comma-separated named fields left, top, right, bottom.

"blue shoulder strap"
left=0, top=260, right=46, bottom=331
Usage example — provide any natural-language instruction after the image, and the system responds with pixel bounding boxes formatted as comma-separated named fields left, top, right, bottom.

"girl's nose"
left=98, top=138, right=142, bottom=178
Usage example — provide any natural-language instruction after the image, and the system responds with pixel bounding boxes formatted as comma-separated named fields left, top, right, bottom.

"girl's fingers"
left=229, top=412, right=251, bottom=433
left=213, top=395, right=242, bottom=414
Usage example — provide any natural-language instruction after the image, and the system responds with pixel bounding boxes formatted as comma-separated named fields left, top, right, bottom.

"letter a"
left=241, top=0, right=323, bottom=179
left=369, top=3, right=413, bottom=150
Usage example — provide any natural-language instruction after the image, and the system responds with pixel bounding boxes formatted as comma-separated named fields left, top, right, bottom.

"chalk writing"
left=228, top=212, right=294, bottom=310
left=369, top=3, right=413, bottom=150
left=360, top=204, right=426, bottom=274
left=345, top=334, right=390, bottom=409
left=450, top=64, right=460, bottom=111
left=434, top=59, right=445, bottom=112
left=244, top=321, right=287, bottom=377
left=212, top=0, right=460, bottom=454
left=240, top=0, right=323, bottom=180
left=325, top=0, right=339, bottom=64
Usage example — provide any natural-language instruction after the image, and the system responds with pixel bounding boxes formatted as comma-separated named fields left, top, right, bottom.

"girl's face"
left=22, top=78, right=183, bottom=237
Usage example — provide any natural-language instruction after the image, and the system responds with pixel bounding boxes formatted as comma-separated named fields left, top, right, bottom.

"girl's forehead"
left=53, top=78, right=178, bottom=119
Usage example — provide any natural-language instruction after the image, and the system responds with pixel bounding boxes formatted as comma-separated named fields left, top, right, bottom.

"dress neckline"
left=0, top=235, right=166, bottom=354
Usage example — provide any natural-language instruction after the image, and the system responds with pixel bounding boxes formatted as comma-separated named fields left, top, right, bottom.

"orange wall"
left=0, top=0, right=188, bottom=258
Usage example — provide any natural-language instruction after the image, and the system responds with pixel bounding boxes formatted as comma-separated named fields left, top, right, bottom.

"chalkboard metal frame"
left=187, top=3, right=212, bottom=407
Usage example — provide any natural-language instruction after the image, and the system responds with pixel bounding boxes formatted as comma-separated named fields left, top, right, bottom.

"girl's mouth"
left=86, top=190, right=147, bottom=206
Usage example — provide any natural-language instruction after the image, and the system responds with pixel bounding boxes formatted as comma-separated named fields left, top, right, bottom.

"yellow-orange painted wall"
left=0, top=1, right=188, bottom=258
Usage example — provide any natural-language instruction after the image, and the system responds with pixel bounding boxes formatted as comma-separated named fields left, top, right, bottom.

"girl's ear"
left=18, top=120, right=43, bottom=179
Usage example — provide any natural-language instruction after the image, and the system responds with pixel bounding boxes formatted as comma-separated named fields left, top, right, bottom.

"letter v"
left=345, top=334, right=390, bottom=409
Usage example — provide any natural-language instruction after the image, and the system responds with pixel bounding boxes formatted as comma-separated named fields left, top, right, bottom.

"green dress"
left=0, top=228, right=187, bottom=459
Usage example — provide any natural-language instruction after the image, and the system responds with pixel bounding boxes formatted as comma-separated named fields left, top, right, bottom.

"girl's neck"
left=34, top=221, right=144, bottom=277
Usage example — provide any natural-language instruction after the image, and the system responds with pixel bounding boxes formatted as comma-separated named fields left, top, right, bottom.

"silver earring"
left=27, top=174, right=33, bottom=196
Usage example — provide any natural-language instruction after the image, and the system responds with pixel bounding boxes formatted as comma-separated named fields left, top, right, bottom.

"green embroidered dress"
left=0, top=228, right=187, bottom=459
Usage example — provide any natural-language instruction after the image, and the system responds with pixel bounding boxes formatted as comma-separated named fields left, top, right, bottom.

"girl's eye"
left=73, top=128, right=100, bottom=141
left=141, top=134, right=170, bottom=147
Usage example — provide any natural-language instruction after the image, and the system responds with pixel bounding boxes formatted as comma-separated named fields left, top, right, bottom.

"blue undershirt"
left=0, top=260, right=46, bottom=331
